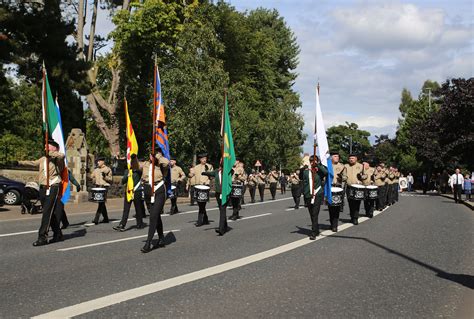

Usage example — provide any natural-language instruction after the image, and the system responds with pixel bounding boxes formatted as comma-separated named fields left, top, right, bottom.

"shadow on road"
left=330, top=234, right=474, bottom=290
left=63, top=228, right=87, bottom=240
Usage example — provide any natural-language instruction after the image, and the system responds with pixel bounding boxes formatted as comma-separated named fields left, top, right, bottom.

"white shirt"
left=407, top=175, right=414, bottom=183
left=450, top=173, right=464, bottom=188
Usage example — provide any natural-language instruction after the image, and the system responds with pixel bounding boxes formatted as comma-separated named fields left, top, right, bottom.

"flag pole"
left=311, top=83, right=320, bottom=198
left=220, top=88, right=227, bottom=165
left=151, top=56, right=157, bottom=203
left=42, top=62, right=50, bottom=195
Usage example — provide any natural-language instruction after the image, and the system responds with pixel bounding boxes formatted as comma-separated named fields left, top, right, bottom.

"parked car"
left=0, top=176, right=25, bottom=205
left=0, top=184, right=5, bottom=207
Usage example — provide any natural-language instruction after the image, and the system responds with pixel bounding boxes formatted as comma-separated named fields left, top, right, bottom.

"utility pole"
left=424, top=88, right=432, bottom=111
left=349, top=135, right=353, bottom=154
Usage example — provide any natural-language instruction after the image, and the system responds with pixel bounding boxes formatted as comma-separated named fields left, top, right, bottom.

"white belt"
left=133, top=181, right=142, bottom=192
left=154, top=181, right=164, bottom=192
left=311, top=186, right=321, bottom=204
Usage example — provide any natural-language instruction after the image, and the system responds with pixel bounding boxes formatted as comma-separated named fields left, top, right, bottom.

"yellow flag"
left=125, top=99, right=138, bottom=202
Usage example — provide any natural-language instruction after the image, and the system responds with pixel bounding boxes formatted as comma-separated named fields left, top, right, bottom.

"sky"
left=91, top=0, right=474, bottom=153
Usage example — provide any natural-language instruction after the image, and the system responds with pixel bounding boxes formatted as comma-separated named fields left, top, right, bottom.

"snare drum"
left=194, top=185, right=210, bottom=203
left=89, top=187, right=108, bottom=203
left=366, top=185, right=378, bottom=200
left=330, top=187, right=344, bottom=206
left=231, top=183, right=243, bottom=198
left=348, top=184, right=366, bottom=201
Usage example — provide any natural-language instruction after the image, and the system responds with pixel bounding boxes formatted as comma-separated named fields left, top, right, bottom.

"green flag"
left=221, top=93, right=236, bottom=205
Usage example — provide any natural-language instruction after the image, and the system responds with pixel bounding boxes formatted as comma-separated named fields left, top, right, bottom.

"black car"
left=0, top=184, right=5, bottom=207
left=0, top=176, right=25, bottom=205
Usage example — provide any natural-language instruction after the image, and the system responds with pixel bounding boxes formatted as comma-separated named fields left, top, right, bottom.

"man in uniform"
left=362, top=160, right=376, bottom=218
left=188, top=153, right=214, bottom=226
left=247, top=170, right=258, bottom=203
left=344, top=154, right=368, bottom=225
left=239, top=161, right=247, bottom=205
left=91, top=157, right=113, bottom=225
left=329, top=151, right=347, bottom=231
left=20, top=139, right=66, bottom=246
left=289, top=169, right=301, bottom=209
left=187, top=166, right=198, bottom=206
left=374, top=164, right=387, bottom=211
left=393, top=167, right=400, bottom=203
left=229, top=161, right=247, bottom=220
left=202, top=163, right=228, bottom=235
left=141, top=149, right=169, bottom=253
left=256, top=170, right=267, bottom=202
left=169, top=158, right=186, bottom=215
left=386, top=166, right=395, bottom=206
left=302, top=155, right=328, bottom=240
left=268, top=167, right=279, bottom=200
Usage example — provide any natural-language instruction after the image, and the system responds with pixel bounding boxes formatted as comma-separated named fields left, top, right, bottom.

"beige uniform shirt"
left=20, top=152, right=65, bottom=186
left=374, top=169, right=387, bottom=186
left=232, top=166, right=247, bottom=183
left=362, top=167, right=375, bottom=186
left=344, top=162, right=367, bottom=185
left=268, top=171, right=279, bottom=183
left=289, top=174, right=300, bottom=185
left=142, top=154, right=170, bottom=184
left=332, top=162, right=347, bottom=186
left=171, top=165, right=185, bottom=184
left=256, top=173, right=266, bottom=185
left=91, top=165, right=113, bottom=186
left=386, top=170, right=395, bottom=185
left=247, top=174, right=258, bottom=186
left=190, top=163, right=214, bottom=185
left=393, top=172, right=400, bottom=183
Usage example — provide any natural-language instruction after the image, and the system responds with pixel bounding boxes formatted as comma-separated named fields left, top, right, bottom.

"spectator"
left=450, top=168, right=464, bottom=203
left=464, top=174, right=471, bottom=201
left=407, top=173, right=414, bottom=192
left=440, top=170, right=449, bottom=194
left=422, top=173, right=429, bottom=194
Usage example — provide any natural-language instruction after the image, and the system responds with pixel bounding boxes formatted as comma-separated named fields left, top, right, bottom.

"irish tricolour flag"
left=42, top=67, right=70, bottom=203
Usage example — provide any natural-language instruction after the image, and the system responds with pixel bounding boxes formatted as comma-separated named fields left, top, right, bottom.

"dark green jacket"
left=302, top=164, right=328, bottom=199
left=121, top=169, right=143, bottom=192
left=202, top=169, right=222, bottom=193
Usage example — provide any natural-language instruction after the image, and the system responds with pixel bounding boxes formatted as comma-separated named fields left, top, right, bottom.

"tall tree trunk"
left=87, top=0, right=98, bottom=62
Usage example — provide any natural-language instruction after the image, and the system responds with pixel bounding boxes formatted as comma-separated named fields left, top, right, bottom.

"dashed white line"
left=228, top=213, right=272, bottom=222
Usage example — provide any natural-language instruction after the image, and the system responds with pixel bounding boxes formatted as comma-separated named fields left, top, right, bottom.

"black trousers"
left=376, top=186, right=386, bottom=210
left=394, top=184, right=399, bottom=202
left=258, top=184, right=265, bottom=201
left=281, top=184, right=286, bottom=194
left=328, top=205, right=340, bottom=228
left=391, top=184, right=397, bottom=204
left=55, top=200, right=68, bottom=227
left=291, top=185, right=301, bottom=208
left=364, top=199, right=375, bottom=217
left=385, top=184, right=392, bottom=206
left=305, top=194, right=323, bottom=235
left=346, top=187, right=362, bottom=220
left=218, top=193, right=229, bottom=234
left=269, top=182, right=277, bottom=199
left=197, top=201, right=209, bottom=225
left=38, top=185, right=61, bottom=239
left=231, top=196, right=241, bottom=218
left=241, top=185, right=247, bottom=205
left=453, top=185, right=463, bottom=203
left=190, top=186, right=196, bottom=205
left=248, top=185, right=256, bottom=203
left=120, top=192, right=145, bottom=227
left=146, top=186, right=165, bottom=242
left=170, top=197, right=179, bottom=214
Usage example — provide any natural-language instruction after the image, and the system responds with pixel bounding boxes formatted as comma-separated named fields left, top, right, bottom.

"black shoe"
left=152, top=237, right=165, bottom=249
left=215, top=229, right=224, bottom=236
left=33, top=238, right=48, bottom=246
left=50, top=232, right=64, bottom=243
left=92, top=220, right=99, bottom=225
left=113, top=225, right=126, bottom=232
left=309, top=233, right=318, bottom=240
left=61, top=222, right=69, bottom=229
left=195, top=223, right=203, bottom=227
left=100, top=219, right=109, bottom=224
left=331, top=227, right=338, bottom=232
left=136, top=224, right=146, bottom=230
left=368, top=214, right=373, bottom=218
left=141, top=241, right=152, bottom=253
left=353, top=219, right=359, bottom=225
left=228, top=216, right=236, bottom=221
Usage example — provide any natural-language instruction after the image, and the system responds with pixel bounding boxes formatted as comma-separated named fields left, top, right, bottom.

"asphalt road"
left=0, top=192, right=472, bottom=318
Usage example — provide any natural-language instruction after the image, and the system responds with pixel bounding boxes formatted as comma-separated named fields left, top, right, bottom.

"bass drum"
left=330, top=187, right=344, bottom=206
left=194, top=185, right=210, bottom=203
left=347, top=184, right=366, bottom=201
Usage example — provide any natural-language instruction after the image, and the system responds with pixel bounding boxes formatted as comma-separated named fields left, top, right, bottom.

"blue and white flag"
left=54, top=98, right=71, bottom=205
left=314, top=88, right=333, bottom=204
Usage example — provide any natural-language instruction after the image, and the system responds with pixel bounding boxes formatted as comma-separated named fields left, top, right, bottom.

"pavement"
left=0, top=191, right=473, bottom=318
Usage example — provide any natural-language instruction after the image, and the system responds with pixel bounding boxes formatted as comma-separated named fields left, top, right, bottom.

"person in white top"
left=450, top=168, right=464, bottom=203
left=407, top=173, right=414, bottom=192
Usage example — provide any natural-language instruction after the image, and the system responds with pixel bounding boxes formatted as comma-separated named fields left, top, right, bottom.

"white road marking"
left=33, top=205, right=389, bottom=319
left=57, top=230, right=180, bottom=252
left=285, top=208, right=295, bottom=211
left=228, top=213, right=272, bottom=223
left=0, top=230, right=37, bottom=237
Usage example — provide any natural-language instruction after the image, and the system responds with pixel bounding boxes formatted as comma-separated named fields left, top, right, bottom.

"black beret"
left=48, top=139, right=59, bottom=148
left=197, top=153, right=208, bottom=159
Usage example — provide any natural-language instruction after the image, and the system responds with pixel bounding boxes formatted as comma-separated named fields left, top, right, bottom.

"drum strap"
left=154, top=180, right=164, bottom=192
left=133, top=181, right=141, bottom=192
left=311, top=186, right=321, bottom=204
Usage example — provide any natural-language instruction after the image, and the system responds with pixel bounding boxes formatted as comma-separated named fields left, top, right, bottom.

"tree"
left=327, top=122, right=371, bottom=160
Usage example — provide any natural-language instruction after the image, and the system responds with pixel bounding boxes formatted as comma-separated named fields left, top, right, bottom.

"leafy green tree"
left=327, top=122, right=371, bottom=160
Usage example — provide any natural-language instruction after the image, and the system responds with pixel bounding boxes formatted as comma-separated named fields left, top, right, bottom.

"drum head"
left=171, top=185, right=177, bottom=190
left=92, top=187, right=106, bottom=191
left=195, top=185, right=210, bottom=190
left=366, top=186, right=378, bottom=189
left=331, top=187, right=343, bottom=192
left=351, top=184, right=365, bottom=189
